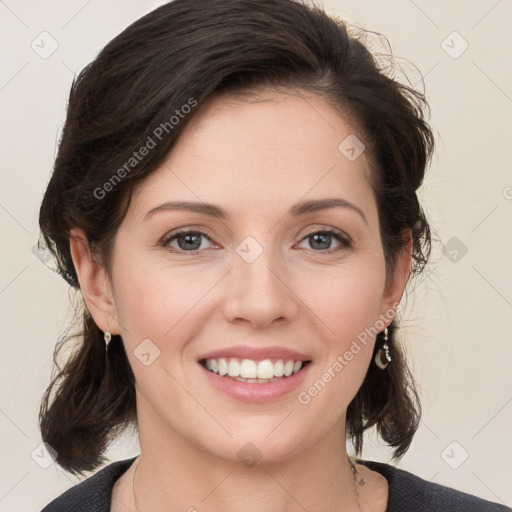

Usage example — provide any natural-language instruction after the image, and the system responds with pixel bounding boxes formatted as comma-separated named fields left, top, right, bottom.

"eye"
left=161, top=227, right=351, bottom=255
left=162, top=229, right=214, bottom=253
left=296, top=228, right=351, bottom=254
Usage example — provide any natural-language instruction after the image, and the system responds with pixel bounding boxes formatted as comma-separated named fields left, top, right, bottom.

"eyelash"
left=161, top=227, right=351, bottom=255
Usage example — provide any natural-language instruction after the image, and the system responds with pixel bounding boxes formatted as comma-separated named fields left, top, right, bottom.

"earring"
left=104, top=331, right=112, bottom=346
left=374, top=327, right=391, bottom=370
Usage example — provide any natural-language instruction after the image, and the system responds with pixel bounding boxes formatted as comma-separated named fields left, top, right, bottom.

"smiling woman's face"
left=75, top=88, right=409, bottom=465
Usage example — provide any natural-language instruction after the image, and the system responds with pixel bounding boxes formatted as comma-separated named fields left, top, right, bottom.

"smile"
left=201, top=357, right=310, bottom=383
left=199, top=357, right=312, bottom=403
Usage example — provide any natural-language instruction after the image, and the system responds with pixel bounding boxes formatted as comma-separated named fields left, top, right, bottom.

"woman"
left=37, top=0, right=511, bottom=510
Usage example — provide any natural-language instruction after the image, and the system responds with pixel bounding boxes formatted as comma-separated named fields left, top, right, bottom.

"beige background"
left=1, top=0, right=511, bottom=509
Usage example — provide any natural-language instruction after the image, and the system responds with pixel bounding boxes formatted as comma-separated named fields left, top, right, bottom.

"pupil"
left=311, top=233, right=331, bottom=250
left=179, top=233, right=201, bottom=250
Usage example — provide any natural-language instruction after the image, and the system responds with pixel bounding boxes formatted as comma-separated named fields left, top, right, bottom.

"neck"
left=131, top=413, right=364, bottom=512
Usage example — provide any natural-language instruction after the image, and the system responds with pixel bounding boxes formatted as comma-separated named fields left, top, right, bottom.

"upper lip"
left=198, top=345, right=312, bottom=362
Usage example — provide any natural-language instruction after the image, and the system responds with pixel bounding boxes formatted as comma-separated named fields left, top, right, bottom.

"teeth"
left=240, top=359, right=257, bottom=378
left=273, top=360, right=284, bottom=377
left=227, top=359, right=240, bottom=377
left=202, top=357, right=306, bottom=380
left=218, top=358, right=228, bottom=376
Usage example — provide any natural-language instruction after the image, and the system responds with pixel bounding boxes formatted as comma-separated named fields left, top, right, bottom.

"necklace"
left=132, top=457, right=140, bottom=512
left=131, top=457, right=365, bottom=511
left=351, top=461, right=366, bottom=487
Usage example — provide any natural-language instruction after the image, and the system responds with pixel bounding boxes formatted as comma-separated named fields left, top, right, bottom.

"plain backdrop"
left=1, top=0, right=511, bottom=510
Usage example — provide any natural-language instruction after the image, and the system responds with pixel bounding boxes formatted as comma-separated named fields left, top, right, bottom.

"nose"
left=222, top=242, right=299, bottom=329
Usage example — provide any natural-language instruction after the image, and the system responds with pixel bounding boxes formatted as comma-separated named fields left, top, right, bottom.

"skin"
left=70, top=88, right=411, bottom=511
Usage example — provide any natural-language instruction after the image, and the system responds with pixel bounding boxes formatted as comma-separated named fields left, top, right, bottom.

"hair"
left=38, top=0, right=434, bottom=476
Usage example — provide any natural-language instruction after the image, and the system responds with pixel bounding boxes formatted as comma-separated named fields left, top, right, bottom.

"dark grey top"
left=40, top=456, right=511, bottom=511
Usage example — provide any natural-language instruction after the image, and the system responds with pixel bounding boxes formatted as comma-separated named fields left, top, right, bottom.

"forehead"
left=129, top=89, right=376, bottom=225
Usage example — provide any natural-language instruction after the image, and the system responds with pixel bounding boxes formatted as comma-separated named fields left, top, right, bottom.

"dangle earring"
left=374, top=327, right=391, bottom=370
left=104, top=331, right=112, bottom=347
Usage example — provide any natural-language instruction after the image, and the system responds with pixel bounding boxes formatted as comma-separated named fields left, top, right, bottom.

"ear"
left=380, top=229, right=413, bottom=321
left=69, top=227, right=121, bottom=335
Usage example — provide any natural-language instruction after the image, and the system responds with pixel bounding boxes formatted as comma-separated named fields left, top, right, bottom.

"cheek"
left=111, top=257, right=219, bottom=345
left=293, top=266, right=385, bottom=426
left=296, top=260, right=386, bottom=341
left=111, top=264, right=212, bottom=405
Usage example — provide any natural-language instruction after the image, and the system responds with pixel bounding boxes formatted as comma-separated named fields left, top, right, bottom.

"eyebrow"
left=143, top=198, right=368, bottom=225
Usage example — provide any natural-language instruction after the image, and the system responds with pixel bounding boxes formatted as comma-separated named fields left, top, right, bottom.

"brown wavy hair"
left=38, top=0, right=434, bottom=476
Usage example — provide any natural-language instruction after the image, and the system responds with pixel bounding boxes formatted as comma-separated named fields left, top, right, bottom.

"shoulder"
left=40, top=457, right=137, bottom=512
left=358, top=459, right=511, bottom=512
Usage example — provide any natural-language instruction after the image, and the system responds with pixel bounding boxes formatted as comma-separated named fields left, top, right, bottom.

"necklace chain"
left=132, top=456, right=365, bottom=512
left=351, top=460, right=367, bottom=487
left=132, top=457, right=139, bottom=512
left=132, top=456, right=140, bottom=512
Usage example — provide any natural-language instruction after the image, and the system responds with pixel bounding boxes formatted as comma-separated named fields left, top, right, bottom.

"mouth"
left=199, top=357, right=312, bottom=383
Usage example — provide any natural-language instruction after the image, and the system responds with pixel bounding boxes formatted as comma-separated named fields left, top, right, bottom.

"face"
left=75, top=89, right=407, bottom=465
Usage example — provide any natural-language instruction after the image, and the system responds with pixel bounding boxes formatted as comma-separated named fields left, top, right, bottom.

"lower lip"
left=199, top=362, right=311, bottom=403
